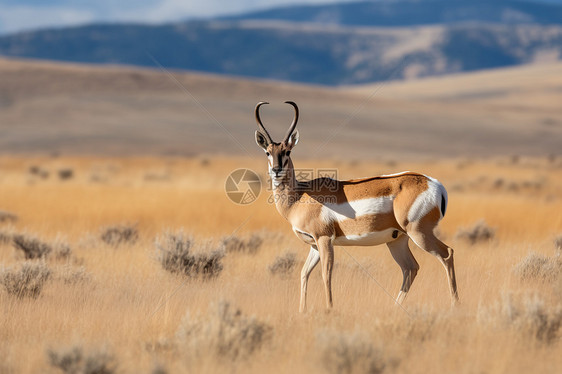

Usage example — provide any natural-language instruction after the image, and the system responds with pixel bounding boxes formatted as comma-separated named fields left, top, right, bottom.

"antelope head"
left=254, top=101, right=300, bottom=184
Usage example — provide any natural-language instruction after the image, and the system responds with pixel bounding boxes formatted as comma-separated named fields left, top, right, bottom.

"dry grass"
left=0, top=155, right=561, bottom=373
left=176, top=301, right=272, bottom=363
left=52, top=265, right=91, bottom=285
left=479, top=293, right=562, bottom=344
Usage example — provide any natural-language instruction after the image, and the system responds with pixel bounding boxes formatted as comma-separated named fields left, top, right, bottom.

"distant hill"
left=1, top=58, right=561, bottom=158
left=224, top=0, right=562, bottom=26
left=0, top=0, right=562, bottom=85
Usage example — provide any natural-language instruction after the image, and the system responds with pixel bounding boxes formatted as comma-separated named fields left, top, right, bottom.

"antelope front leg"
left=316, top=236, right=334, bottom=310
left=300, top=246, right=320, bottom=313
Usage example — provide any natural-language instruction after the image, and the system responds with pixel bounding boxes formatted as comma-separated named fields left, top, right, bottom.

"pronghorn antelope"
left=254, top=101, right=459, bottom=312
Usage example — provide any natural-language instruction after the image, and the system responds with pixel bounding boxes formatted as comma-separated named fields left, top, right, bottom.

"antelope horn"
left=255, top=101, right=273, bottom=143
left=283, top=101, right=299, bottom=143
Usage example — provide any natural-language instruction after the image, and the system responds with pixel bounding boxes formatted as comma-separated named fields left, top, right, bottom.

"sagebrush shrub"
left=58, top=169, right=74, bottom=180
left=513, top=252, right=561, bottom=282
left=555, top=235, right=562, bottom=255
left=54, top=265, right=91, bottom=285
left=455, top=220, right=495, bottom=245
left=221, top=234, right=263, bottom=254
left=156, top=232, right=224, bottom=279
left=12, top=233, right=73, bottom=261
left=12, top=234, right=52, bottom=259
left=1, top=262, right=51, bottom=298
left=221, top=236, right=244, bottom=252
left=317, top=330, right=388, bottom=374
left=100, top=224, right=138, bottom=247
left=48, top=346, right=116, bottom=374
left=0, top=228, right=15, bottom=244
left=0, top=210, right=17, bottom=224
left=54, top=242, right=73, bottom=261
left=269, top=252, right=297, bottom=277
left=28, top=165, right=49, bottom=179
left=245, top=234, right=263, bottom=253
left=176, top=301, right=272, bottom=361
left=151, top=362, right=168, bottom=374
left=52, top=234, right=73, bottom=260
left=478, top=293, right=562, bottom=344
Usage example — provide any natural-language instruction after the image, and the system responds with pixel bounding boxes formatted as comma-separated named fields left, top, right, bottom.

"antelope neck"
left=272, top=159, right=300, bottom=218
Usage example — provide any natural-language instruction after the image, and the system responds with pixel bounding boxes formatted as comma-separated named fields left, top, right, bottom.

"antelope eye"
left=286, top=151, right=291, bottom=156
left=265, top=152, right=270, bottom=156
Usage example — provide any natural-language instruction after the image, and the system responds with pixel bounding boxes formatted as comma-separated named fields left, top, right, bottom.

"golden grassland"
left=0, top=155, right=561, bottom=374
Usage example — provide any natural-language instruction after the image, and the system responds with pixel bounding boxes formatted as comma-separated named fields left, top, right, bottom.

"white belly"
left=333, top=228, right=401, bottom=246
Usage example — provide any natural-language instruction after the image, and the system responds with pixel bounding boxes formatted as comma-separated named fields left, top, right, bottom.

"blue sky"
left=0, top=0, right=355, bottom=34
left=2, top=0, right=560, bottom=35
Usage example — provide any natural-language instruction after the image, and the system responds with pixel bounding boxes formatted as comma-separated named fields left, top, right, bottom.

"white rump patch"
left=321, top=196, right=394, bottom=223
left=407, top=176, right=448, bottom=223
left=333, top=228, right=400, bottom=246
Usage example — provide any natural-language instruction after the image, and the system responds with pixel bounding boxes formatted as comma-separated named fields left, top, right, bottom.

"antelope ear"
left=287, top=130, right=299, bottom=149
left=255, top=130, right=270, bottom=151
